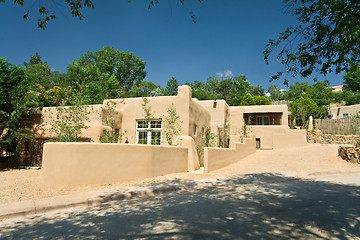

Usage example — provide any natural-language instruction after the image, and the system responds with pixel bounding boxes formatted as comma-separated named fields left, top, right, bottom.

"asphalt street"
left=1, top=173, right=360, bottom=239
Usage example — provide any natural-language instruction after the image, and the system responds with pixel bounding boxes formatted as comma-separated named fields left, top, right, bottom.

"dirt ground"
left=0, top=143, right=357, bottom=205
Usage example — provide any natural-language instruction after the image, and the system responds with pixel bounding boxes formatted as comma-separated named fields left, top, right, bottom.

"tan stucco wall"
left=189, top=98, right=211, bottom=146
left=229, top=105, right=289, bottom=136
left=204, top=136, right=256, bottom=173
left=230, top=126, right=307, bottom=149
left=330, top=104, right=360, bottom=119
left=198, top=100, right=229, bottom=127
left=37, top=105, right=106, bottom=141
left=41, top=142, right=188, bottom=187
left=198, top=100, right=230, bottom=147
left=273, top=129, right=307, bottom=148
left=228, top=105, right=299, bottom=149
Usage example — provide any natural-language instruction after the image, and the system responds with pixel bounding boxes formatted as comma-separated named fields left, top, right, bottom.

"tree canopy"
left=264, top=0, right=360, bottom=85
left=66, top=46, right=146, bottom=103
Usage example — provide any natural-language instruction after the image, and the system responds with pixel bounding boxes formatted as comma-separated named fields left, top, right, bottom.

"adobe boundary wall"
left=204, top=137, right=256, bottom=173
left=41, top=143, right=188, bottom=187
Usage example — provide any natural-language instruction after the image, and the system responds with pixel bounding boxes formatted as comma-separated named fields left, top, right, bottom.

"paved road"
left=1, top=173, right=360, bottom=239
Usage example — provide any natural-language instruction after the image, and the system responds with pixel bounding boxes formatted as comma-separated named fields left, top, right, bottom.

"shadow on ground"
left=1, top=173, right=360, bottom=239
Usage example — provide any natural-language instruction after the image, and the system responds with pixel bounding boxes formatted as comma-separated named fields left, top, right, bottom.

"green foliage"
left=240, top=118, right=252, bottom=142
left=350, top=113, right=360, bottom=146
left=36, top=85, right=74, bottom=107
left=165, top=77, right=179, bottom=96
left=50, top=94, right=91, bottom=142
left=313, top=106, right=328, bottom=119
left=196, top=127, right=217, bottom=161
left=186, top=75, right=256, bottom=106
left=336, top=89, right=360, bottom=105
left=66, top=46, right=146, bottom=103
left=284, top=81, right=334, bottom=106
left=267, top=85, right=284, bottom=101
left=264, top=0, right=360, bottom=84
left=240, top=93, right=256, bottom=106
left=344, top=67, right=360, bottom=92
left=99, top=100, right=123, bottom=143
left=291, top=97, right=318, bottom=127
left=24, top=52, right=42, bottom=67
left=0, top=57, right=38, bottom=155
left=26, top=63, right=54, bottom=89
left=141, top=97, right=155, bottom=123
left=1, top=0, right=94, bottom=29
left=239, top=93, right=271, bottom=106
left=163, top=104, right=182, bottom=146
left=254, top=96, right=271, bottom=105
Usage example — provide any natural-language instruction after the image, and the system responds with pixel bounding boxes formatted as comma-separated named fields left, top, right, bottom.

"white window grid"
left=136, top=120, right=162, bottom=145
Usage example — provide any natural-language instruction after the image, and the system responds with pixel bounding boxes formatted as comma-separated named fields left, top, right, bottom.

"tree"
left=163, top=104, right=182, bottom=146
left=306, top=81, right=334, bottom=106
left=264, top=0, right=360, bottom=85
left=0, top=58, right=38, bottom=160
left=252, top=85, right=265, bottom=96
left=24, top=52, right=42, bottom=67
left=1, top=0, right=94, bottom=30
left=99, top=100, right=123, bottom=143
left=267, top=85, right=284, bottom=101
left=254, top=96, right=271, bottom=105
left=344, top=67, right=360, bottom=92
left=1, top=0, right=203, bottom=29
left=25, top=62, right=54, bottom=90
left=50, top=93, right=91, bottom=142
left=240, top=93, right=256, bottom=106
left=66, top=47, right=145, bottom=103
left=164, top=77, right=179, bottom=96
left=284, top=82, right=309, bottom=101
left=284, top=81, right=334, bottom=106
left=291, top=97, right=318, bottom=127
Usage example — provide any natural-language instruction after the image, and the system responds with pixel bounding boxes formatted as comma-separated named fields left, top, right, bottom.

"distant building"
left=329, top=104, right=360, bottom=119
left=331, top=85, right=345, bottom=92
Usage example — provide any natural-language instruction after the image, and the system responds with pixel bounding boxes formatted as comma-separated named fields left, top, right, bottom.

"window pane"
left=150, top=120, right=162, bottom=129
left=264, top=117, right=270, bottom=125
left=137, top=120, right=147, bottom=129
left=138, top=131, right=148, bottom=144
left=256, top=117, right=263, bottom=125
left=151, top=131, right=161, bottom=145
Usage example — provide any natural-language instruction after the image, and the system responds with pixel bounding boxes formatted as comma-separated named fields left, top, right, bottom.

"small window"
left=342, top=113, right=350, bottom=119
left=194, top=125, right=197, bottom=136
left=256, top=138, right=261, bottom=148
left=213, top=101, right=217, bottom=108
left=201, top=127, right=205, bottom=137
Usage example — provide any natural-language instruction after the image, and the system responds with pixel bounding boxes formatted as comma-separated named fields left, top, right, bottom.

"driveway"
left=1, top=174, right=360, bottom=239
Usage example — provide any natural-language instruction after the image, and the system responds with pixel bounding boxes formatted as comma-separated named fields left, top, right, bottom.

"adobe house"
left=36, top=85, right=306, bottom=170
left=329, top=104, right=360, bottom=119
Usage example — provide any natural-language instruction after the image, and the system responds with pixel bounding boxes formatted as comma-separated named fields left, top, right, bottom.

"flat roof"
left=244, top=111, right=283, bottom=114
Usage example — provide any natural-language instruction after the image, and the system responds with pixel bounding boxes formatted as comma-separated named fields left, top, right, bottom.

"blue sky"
left=0, top=0, right=344, bottom=90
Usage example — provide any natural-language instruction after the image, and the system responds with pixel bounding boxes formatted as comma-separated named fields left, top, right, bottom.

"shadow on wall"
left=1, top=174, right=360, bottom=239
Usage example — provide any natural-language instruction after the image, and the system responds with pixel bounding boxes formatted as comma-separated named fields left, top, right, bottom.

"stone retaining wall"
left=307, top=130, right=359, bottom=145
left=338, top=145, right=360, bottom=164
